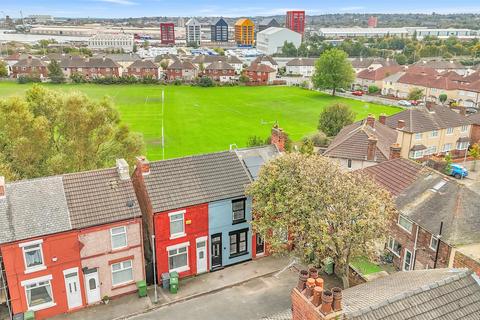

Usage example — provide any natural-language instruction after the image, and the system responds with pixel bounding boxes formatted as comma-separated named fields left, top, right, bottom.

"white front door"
left=196, top=237, right=208, bottom=274
left=403, top=249, right=413, bottom=271
left=64, top=269, right=83, bottom=309
left=84, top=269, right=101, bottom=304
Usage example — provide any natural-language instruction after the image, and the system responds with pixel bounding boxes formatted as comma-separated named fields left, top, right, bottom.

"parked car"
left=466, top=107, right=478, bottom=115
left=398, top=100, right=412, bottom=107
left=449, top=164, right=468, bottom=179
left=351, top=90, right=364, bottom=96
left=410, top=100, right=420, bottom=106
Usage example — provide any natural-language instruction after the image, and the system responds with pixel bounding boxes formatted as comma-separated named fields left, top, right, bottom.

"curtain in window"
left=169, top=252, right=187, bottom=270
left=25, top=250, right=42, bottom=267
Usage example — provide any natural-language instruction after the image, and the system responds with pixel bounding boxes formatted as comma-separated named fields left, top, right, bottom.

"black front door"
left=211, top=233, right=222, bottom=269
left=256, top=233, right=265, bottom=255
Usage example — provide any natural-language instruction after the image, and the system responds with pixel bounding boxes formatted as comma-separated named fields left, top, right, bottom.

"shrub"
left=246, top=135, right=268, bottom=147
left=70, top=73, right=87, bottom=83
left=310, top=132, right=329, bottom=147
left=368, top=85, right=380, bottom=94
left=17, top=75, right=41, bottom=84
left=198, top=76, right=214, bottom=87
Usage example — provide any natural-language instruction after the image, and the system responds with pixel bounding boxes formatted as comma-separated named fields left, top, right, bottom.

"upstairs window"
left=446, top=127, right=454, bottom=135
left=430, top=236, right=439, bottom=251
left=21, top=242, right=45, bottom=272
left=430, top=130, right=439, bottom=138
left=461, top=125, right=468, bottom=133
left=398, top=215, right=413, bottom=233
left=415, top=133, right=423, bottom=140
left=111, top=226, right=127, bottom=250
left=232, top=199, right=246, bottom=224
left=169, top=211, right=185, bottom=239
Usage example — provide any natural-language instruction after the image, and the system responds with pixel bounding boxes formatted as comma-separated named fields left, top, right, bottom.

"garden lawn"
left=0, top=82, right=401, bottom=160
left=351, top=256, right=383, bottom=275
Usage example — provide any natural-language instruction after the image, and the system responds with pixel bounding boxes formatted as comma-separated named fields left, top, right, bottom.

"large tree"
left=0, top=61, right=8, bottom=77
left=0, top=85, right=144, bottom=180
left=318, top=103, right=356, bottom=137
left=246, top=153, right=395, bottom=288
left=48, top=59, right=65, bottom=83
left=312, top=48, right=354, bottom=96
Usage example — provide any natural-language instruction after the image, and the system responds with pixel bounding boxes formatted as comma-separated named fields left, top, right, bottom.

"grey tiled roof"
left=286, top=58, right=316, bottom=67
left=260, top=309, right=292, bottom=320
left=235, top=145, right=280, bottom=180
left=62, top=168, right=141, bottom=229
left=128, top=59, right=158, bottom=69
left=13, top=57, right=47, bottom=68
left=0, top=176, right=72, bottom=244
left=205, top=60, right=234, bottom=70
left=253, top=55, right=278, bottom=66
left=344, top=269, right=480, bottom=319
left=143, top=151, right=252, bottom=213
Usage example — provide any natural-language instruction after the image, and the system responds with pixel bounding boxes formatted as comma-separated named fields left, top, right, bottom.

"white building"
left=256, top=27, right=302, bottom=55
left=185, top=18, right=201, bottom=46
left=286, top=58, right=317, bottom=77
left=415, top=29, right=477, bottom=40
left=318, top=28, right=409, bottom=38
left=88, top=33, right=134, bottom=52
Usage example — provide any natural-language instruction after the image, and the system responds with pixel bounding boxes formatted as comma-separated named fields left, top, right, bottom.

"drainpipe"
left=433, top=221, right=444, bottom=269
left=151, top=234, right=158, bottom=303
left=412, top=224, right=420, bottom=270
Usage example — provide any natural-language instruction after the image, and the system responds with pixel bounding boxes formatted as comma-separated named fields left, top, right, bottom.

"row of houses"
left=0, top=127, right=286, bottom=319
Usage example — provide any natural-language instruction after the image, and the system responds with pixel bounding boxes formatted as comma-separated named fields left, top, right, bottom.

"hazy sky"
left=3, top=0, right=480, bottom=18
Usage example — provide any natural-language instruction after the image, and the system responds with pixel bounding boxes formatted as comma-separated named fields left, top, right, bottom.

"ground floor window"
left=387, top=236, right=402, bottom=257
left=25, top=280, right=53, bottom=309
left=229, top=228, right=248, bottom=258
left=111, top=260, right=133, bottom=286
left=168, top=243, right=189, bottom=272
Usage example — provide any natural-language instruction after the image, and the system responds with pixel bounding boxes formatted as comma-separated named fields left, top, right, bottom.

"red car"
left=351, top=90, right=364, bottom=96
left=410, top=100, right=420, bottom=106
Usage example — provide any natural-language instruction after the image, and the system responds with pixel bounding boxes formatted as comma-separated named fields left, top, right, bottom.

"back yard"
left=0, top=83, right=401, bottom=160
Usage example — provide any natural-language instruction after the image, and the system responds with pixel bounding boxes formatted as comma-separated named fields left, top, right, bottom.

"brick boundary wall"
left=453, top=251, right=480, bottom=276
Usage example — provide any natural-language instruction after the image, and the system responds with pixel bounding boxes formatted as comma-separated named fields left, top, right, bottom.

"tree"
left=142, top=41, right=150, bottom=49
left=160, top=61, right=169, bottom=71
left=281, top=41, right=298, bottom=57
left=394, top=54, right=408, bottom=65
left=318, top=103, right=356, bottom=137
left=133, top=43, right=138, bottom=53
left=444, top=153, right=453, bottom=174
left=246, top=135, right=267, bottom=147
left=299, top=137, right=314, bottom=155
left=469, top=143, right=480, bottom=171
left=246, top=153, right=395, bottom=288
left=312, top=49, right=354, bottom=96
left=198, top=76, right=214, bottom=87
left=0, top=61, right=8, bottom=77
left=439, top=93, right=448, bottom=105
left=0, top=85, right=144, bottom=180
left=368, top=85, right=380, bottom=94
left=408, top=88, right=424, bottom=101
left=48, top=59, right=65, bottom=83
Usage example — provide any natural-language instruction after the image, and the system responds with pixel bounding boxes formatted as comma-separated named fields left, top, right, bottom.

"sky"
left=3, top=0, right=480, bottom=18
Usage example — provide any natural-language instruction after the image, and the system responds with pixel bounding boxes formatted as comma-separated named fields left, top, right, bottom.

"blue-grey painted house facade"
left=211, top=18, right=229, bottom=42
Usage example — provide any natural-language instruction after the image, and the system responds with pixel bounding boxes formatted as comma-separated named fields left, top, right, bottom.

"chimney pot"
left=297, top=270, right=309, bottom=291
left=0, top=176, right=5, bottom=199
left=315, top=278, right=324, bottom=289
left=367, top=137, right=378, bottom=161
left=304, top=278, right=316, bottom=298
left=379, top=113, right=387, bottom=125
left=312, top=286, right=322, bottom=307
left=397, top=119, right=405, bottom=130
left=116, top=159, right=130, bottom=180
left=308, top=267, right=318, bottom=279
left=389, top=143, right=402, bottom=160
left=320, top=290, right=333, bottom=315
left=366, top=114, right=375, bottom=128
left=136, top=156, right=150, bottom=175
left=332, top=287, right=343, bottom=312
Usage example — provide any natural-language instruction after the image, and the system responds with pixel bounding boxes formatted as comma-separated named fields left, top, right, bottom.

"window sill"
left=28, top=301, right=56, bottom=312
left=229, top=251, right=249, bottom=259
left=232, top=219, right=246, bottom=225
left=387, top=248, right=401, bottom=258
left=169, top=266, right=190, bottom=273
left=397, top=224, right=412, bottom=234
left=24, top=265, right=47, bottom=274
left=112, top=280, right=135, bottom=290
left=170, top=233, right=186, bottom=240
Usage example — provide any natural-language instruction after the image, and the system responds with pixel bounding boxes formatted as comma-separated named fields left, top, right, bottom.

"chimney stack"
left=389, top=143, right=402, bottom=160
left=332, top=287, right=343, bottom=312
left=116, top=159, right=130, bottom=180
left=0, top=176, right=5, bottom=199
left=379, top=113, right=387, bottom=125
left=136, top=156, right=150, bottom=176
left=367, top=137, right=377, bottom=161
left=397, top=119, right=405, bottom=130
left=271, top=124, right=287, bottom=152
left=320, top=290, right=333, bottom=315
left=366, top=114, right=375, bottom=128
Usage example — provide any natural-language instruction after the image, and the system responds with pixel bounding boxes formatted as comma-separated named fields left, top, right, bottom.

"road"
left=129, top=267, right=298, bottom=320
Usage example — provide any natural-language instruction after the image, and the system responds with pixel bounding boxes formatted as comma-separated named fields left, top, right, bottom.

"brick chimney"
left=367, top=137, right=377, bottom=161
left=379, top=113, right=387, bottom=125
left=136, top=156, right=150, bottom=176
left=397, top=119, right=405, bottom=130
left=116, top=159, right=130, bottom=180
left=291, top=271, right=343, bottom=320
left=0, top=176, right=5, bottom=199
left=271, top=124, right=287, bottom=152
left=389, top=143, right=402, bottom=160
left=366, top=114, right=375, bottom=128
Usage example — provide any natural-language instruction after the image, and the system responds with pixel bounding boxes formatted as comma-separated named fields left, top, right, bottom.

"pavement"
left=50, top=255, right=297, bottom=320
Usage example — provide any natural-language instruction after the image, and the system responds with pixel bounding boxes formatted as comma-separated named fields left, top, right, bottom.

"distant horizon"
left=3, top=0, right=480, bottom=19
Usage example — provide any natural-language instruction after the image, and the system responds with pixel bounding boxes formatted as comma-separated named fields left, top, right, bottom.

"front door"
left=211, top=233, right=222, bottom=269
left=64, top=269, right=82, bottom=309
left=196, top=237, right=208, bottom=274
left=256, top=234, right=265, bottom=255
left=403, top=249, right=413, bottom=271
left=84, top=269, right=101, bottom=304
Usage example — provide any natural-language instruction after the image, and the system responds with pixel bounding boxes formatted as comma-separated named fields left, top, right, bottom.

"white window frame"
left=411, top=150, right=424, bottom=159
left=167, top=242, right=190, bottom=273
left=21, top=275, right=56, bottom=311
left=429, top=235, right=439, bottom=251
left=446, top=127, right=454, bottom=135
left=169, top=210, right=186, bottom=240
left=111, top=260, right=134, bottom=286
left=403, top=249, right=413, bottom=271
left=20, top=240, right=46, bottom=273
left=443, top=143, right=452, bottom=152
left=110, top=226, right=128, bottom=250
left=415, top=133, right=423, bottom=140
left=461, top=125, right=468, bottom=133
left=387, top=236, right=401, bottom=257
left=457, top=141, right=469, bottom=150
left=430, top=130, right=439, bottom=138
left=397, top=215, right=413, bottom=234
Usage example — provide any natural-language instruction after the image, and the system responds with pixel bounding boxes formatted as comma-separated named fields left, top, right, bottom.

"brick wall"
left=453, top=251, right=480, bottom=276
left=126, top=67, right=159, bottom=79
left=471, top=124, right=480, bottom=144
left=291, top=286, right=342, bottom=320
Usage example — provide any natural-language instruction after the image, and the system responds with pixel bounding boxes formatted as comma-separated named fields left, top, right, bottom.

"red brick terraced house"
left=59, top=55, right=90, bottom=78
left=165, top=60, right=197, bottom=81
left=83, top=57, right=121, bottom=78
left=204, top=61, right=236, bottom=82
left=245, top=63, right=277, bottom=85
left=363, top=158, right=480, bottom=274
left=0, top=159, right=145, bottom=319
left=11, top=56, right=48, bottom=79
left=251, top=55, right=278, bottom=72
left=125, top=59, right=159, bottom=79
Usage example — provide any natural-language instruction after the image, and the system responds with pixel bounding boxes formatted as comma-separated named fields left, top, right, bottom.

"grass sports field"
left=0, top=82, right=401, bottom=160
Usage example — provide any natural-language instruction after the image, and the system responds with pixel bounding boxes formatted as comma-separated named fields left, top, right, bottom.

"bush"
left=246, top=135, right=268, bottom=147
left=318, top=103, right=356, bottom=137
left=17, top=75, right=41, bottom=84
left=310, top=132, right=329, bottom=147
left=198, top=76, right=214, bottom=87
left=70, top=73, right=87, bottom=83
left=408, top=88, right=424, bottom=101
left=368, top=85, right=380, bottom=94
left=239, top=74, right=250, bottom=84
left=173, top=79, right=182, bottom=86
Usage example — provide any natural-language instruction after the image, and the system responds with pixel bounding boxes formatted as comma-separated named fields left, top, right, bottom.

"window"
left=168, top=244, right=189, bottom=272
left=461, top=125, right=468, bottom=133
left=169, top=210, right=185, bottom=239
left=229, top=229, right=248, bottom=258
left=457, top=141, right=469, bottom=150
left=430, top=236, right=439, bottom=251
left=425, top=146, right=437, bottom=155
left=25, top=280, right=54, bottom=310
left=111, top=260, right=133, bottom=286
left=430, top=130, right=438, bottom=138
left=443, top=143, right=452, bottom=152
left=22, top=242, right=45, bottom=271
left=398, top=215, right=413, bottom=233
left=410, top=150, right=424, bottom=159
left=415, top=133, right=423, bottom=140
left=111, top=226, right=127, bottom=250
left=232, top=199, right=246, bottom=224
left=446, top=127, right=454, bottom=135
left=347, top=159, right=352, bottom=169
left=387, top=237, right=401, bottom=257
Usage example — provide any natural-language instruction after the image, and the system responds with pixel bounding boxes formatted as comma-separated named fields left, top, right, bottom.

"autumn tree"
left=48, top=59, right=65, bottom=83
left=0, top=85, right=144, bottom=180
left=469, top=143, right=480, bottom=171
left=318, top=103, right=356, bottom=137
left=408, top=88, right=424, bottom=101
left=0, top=61, right=8, bottom=77
left=246, top=153, right=395, bottom=288
left=312, top=48, right=355, bottom=96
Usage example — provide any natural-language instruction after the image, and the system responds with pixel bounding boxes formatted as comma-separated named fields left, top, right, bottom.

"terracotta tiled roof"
left=405, top=65, right=438, bottom=76
left=246, top=63, right=275, bottom=73
left=397, top=72, right=460, bottom=90
left=356, top=65, right=403, bottom=81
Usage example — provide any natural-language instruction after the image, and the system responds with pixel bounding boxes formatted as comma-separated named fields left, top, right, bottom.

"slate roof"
left=0, top=176, right=72, bottom=244
left=286, top=58, right=316, bottom=67
left=385, top=105, right=470, bottom=133
left=142, top=151, right=252, bottom=213
left=235, top=145, right=280, bottom=180
left=227, top=55, right=243, bottom=64
left=258, top=18, right=280, bottom=27
left=62, top=168, right=141, bottom=229
left=344, top=269, right=480, bottom=319
left=86, top=57, right=120, bottom=68
left=350, top=58, right=398, bottom=69
left=260, top=309, right=292, bottom=320
left=415, top=59, right=466, bottom=70
left=252, top=55, right=278, bottom=66
left=323, top=118, right=398, bottom=162
left=128, top=59, right=158, bottom=69
left=59, top=55, right=88, bottom=68
left=191, top=55, right=226, bottom=64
